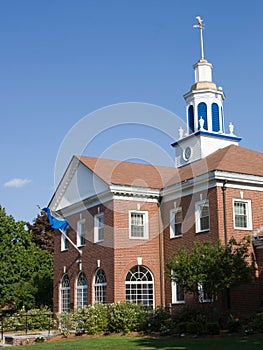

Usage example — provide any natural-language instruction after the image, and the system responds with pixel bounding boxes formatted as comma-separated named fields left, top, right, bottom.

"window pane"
left=125, top=265, right=154, bottom=307
left=131, top=213, right=145, bottom=238
left=234, top=202, right=248, bottom=228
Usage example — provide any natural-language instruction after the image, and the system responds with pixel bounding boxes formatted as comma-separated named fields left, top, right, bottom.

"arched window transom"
left=125, top=265, right=154, bottom=307
left=76, top=272, right=87, bottom=309
left=94, top=268, right=107, bottom=304
left=60, top=274, right=70, bottom=313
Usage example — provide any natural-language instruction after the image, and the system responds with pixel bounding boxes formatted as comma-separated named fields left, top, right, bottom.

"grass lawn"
left=16, top=334, right=263, bottom=349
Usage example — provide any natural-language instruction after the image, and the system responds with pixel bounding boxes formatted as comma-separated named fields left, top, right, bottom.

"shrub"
left=207, top=322, right=220, bottom=335
left=245, top=312, right=263, bottom=335
left=2, top=307, right=52, bottom=332
left=227, top=319, right=242, bottom=333
left=73, top=304, right=108, bottom=335
left=57, top=312, right=74, bottom=337
left=147, top=306, right=171, bottom=333
left=107, top=301, right=141, bottom=334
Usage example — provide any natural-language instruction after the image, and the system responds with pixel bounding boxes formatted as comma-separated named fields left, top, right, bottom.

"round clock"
left=183, top=146, right=192, bottom=161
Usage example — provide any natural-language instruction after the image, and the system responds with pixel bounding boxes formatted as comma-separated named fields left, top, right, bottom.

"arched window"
left=212, top=103, right=220, bottom=132
left=188, top=105, right=194, bottom=133
left=94, top=268, right=107, bottom=304
left=197, top=102, right=208, bottom=130
left=125, top=265, right=154, bottom=307
left=60, top=274, right=70, bottom=312
left=76, top=272, right=87, bottom=309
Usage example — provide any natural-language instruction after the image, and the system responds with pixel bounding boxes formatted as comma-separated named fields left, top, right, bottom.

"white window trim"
left=77, top=219, right=86, bottom=247
left=75, top=272, right=88, bottom=310
left=129, top=210, right=149, bottom=240
left=171, top=271, right=185, bottom=304
left=195, top=199, right=210, bottom=233
left=170, top=207, right=183, bottom=239
left=233, top=198, right=253, bottom=230
left=61, top=229, right=69, bottom=251
left=198, top=283, right=213, bottom=303
left=94, top=213, right=104, bottom=243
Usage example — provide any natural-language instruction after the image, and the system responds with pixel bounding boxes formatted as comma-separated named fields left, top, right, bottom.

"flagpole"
left=37, top=205, right=82, bottom=256
left=59, top=228, right=82, bottom=256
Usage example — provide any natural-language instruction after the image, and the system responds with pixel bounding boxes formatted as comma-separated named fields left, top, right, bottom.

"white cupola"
left=172, top=16, right=241, bottom=168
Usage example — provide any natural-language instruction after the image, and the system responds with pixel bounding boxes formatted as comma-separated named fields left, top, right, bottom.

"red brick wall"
left=54, top=182, right=263, bottom=317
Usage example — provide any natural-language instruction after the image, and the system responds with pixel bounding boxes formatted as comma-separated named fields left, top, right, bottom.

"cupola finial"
left=193, top=16, right=205, bottom=60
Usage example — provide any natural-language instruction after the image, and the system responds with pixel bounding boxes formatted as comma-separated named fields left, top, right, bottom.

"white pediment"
left=49, top=156, right=109, bottom=211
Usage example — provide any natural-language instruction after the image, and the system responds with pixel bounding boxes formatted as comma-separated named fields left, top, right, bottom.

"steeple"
left=172, top=16, right=241, bottom=168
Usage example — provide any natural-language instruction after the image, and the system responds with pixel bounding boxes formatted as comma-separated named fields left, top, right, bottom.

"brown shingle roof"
left=77, top=145, right=263, bottom=190
left=76, top=156, right=178, bottom=189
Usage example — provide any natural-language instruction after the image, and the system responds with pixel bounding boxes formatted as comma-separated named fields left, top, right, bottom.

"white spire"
left=193, top=16, right=205, bottom=60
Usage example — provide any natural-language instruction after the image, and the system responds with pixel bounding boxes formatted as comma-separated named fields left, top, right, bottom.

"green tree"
left=167, top=237, right=255, bottom=302
left=0, top=206, right=53, bottom=310
left=27, top=211, right=54, bottom=253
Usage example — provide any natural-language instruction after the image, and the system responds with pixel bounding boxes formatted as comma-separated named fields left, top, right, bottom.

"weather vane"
left=193, top=16, right=205, bottom=60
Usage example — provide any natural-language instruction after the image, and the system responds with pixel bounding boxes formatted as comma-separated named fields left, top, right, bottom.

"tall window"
left=60, top=274, right=70, bottom=312
left=212, top=103, right=220, bottom=132
left=129, top=211, right=149, bottom=239
left=125, top=265, right=154, bottom=307
left=198, top=283, right=213, bottom=303
left=77, top=219, right=86, bottom=247
left=233, top=199, right=252, bottom=230
left=94, top=268, right=107, bottom=304
left=195, top=200, right=210, bottom=233
left=76, top=272, right=87, bottom=309
left=170, top=208, right=182, bottom=238
left=188, top=105, right=194, bottom=133
left=61, top=228, right=69, bottom=251
left=94, top=213, right=104, bottom=242
left=197, top=102, right=208, bottom=130
left=171, top=271, right=184, bottom=304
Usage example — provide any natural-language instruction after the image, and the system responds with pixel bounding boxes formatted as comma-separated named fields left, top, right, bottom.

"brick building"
left=49, top=22, right=263, bottom=317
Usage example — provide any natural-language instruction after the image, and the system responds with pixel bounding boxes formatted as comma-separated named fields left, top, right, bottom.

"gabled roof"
left=77, top=144, right=263, bottom=190
left=76, top=156, right=178, bottom=189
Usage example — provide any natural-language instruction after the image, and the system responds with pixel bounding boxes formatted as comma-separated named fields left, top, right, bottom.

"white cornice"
left=109, top=184, right=160, bottom=199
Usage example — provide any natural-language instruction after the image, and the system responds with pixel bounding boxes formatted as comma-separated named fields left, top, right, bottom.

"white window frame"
left=195, top=200, right=210, bottom=233
left=170, top=207, right=183, bottom=238
left=76, top=272, right=88, bottom=310
left=94, top=213, right=104, bottom=243
left=61, top=228, right=69, bottom=251
left=171, top=271, right=184, bottom=304
left=233, top=199, right=252, bottom=230
left=198, top=283, right=213, bottom=303
left=129, top=211, right=149, bottom=240
left=94, top=268, right=107, bottom=304
left=125, top=265, right=154, bottom=307
left=60, top=274, right=70, bottom=313
left=77, top=219, right=86, bottom=247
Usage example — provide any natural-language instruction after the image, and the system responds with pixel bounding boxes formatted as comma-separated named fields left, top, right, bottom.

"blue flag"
left=43, top=207, right=69, bottom=231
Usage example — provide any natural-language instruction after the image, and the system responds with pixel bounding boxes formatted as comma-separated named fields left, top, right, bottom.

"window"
left=188, top=105, right=194, bottom=133
left=170, top=208, right=182, bottom=238
left=60, top=274, right=70, bottom=312
left=197, top=102, right=208, bottom=130
left=77, top=219, right=86, bottom=247
left=233, top=199, right=252, bottom=230
left=94, top=268, right=107, bottom=304
left=61, top=228, right=69, bottom=251
left=195, top=200, right=210, bottom=233
left=129, top=211, right=149, bottom=239
left=76, top=272, right=87, bottom=309
left=125, top=265, right=154, bottom=307
left=94, top=214, right=104, bottom=242
left=212, top=103, right=220, bottom=132
left=198, top=283, right=213, bottom=303
left=171, top=271, right=184, bottom=304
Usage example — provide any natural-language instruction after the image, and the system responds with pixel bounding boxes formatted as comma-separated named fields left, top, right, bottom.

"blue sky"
left=1, top=0, right=263, bottom=223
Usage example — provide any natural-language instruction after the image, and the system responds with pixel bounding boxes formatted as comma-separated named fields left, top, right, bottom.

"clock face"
left=183, top=146, right=192, bottom=161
